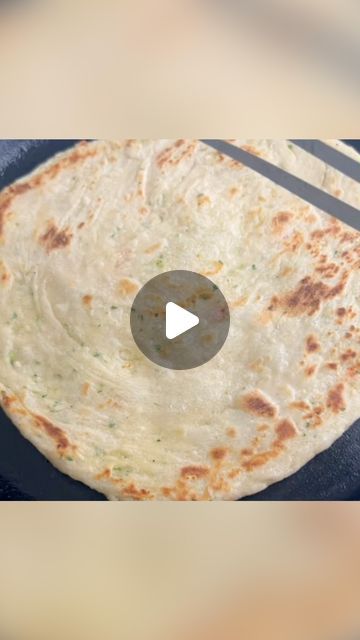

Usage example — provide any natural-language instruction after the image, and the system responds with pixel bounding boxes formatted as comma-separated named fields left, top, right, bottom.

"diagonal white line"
left=201, top=140, right=360, bottom=232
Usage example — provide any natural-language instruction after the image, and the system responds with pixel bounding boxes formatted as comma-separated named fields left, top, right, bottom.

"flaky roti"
left=0, top=140, right=359, bottom=500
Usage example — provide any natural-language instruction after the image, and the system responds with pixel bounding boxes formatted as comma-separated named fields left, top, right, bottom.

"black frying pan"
left=0, top=140, right=359, bottom=500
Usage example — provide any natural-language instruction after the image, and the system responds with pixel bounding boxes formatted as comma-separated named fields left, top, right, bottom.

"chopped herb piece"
left=252, top=264, right=256, bottom=270
left=41, top=394, right=47, bottom=398
left=156, top=254, right=164, bottom=268
left=288, top=143, right=293, bottom=149
left=93, top=352, right=101, bottom=358
left=111, top=305, right=118, bottom=310
left=154, top=344, right=162, bottom=352
left=11, top=312, right=18, bottom=321
left=156, top=438, right=161, bottom=442
left=66, top=456, right=73, bottom=462
left=112, top=465, right=131, bottom=475
left=108, top=421, right=116, bottom=428
left=212, top=284, right=218, bottom=291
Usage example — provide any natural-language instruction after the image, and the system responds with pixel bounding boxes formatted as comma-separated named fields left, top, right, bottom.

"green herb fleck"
left=252, top=264, right=256, bottom=270
left=112, top=465, right=131, bottom=476
left=154, top=344, right=162, bottom=352
left=111, top=305, right=118, bottom=310
left=156, top=254, right=164, bottom=269
left=41, top=393, right=47, bottom=399
left=9, top=352, right=16, bottom=366
left=93, top=352, right=101, bottom=358
left=11, top=312, right=18, bottom=321
left=66, top=456, right=73, bottom=462
left=305, top=421, right=311, bottom=428
left=288, top=143, right=293, bottom=150
left=108, top=421, right=116, bottom=429
left=156, top=438, right=161, bottom=443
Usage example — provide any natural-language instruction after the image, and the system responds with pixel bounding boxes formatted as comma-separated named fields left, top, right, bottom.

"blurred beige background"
left=0, top=503, right=359, bottom=640
left=0, top=0, right=359, bottom=137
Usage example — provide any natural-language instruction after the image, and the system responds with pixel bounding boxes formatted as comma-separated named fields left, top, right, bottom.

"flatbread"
left=0, top=139, right=359, bottom=500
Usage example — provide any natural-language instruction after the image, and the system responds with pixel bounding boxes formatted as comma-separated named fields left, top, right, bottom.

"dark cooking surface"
left=0, top=139, right=359, bottom=500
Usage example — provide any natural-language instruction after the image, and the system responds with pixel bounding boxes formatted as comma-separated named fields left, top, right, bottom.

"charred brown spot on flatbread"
left=1, top=392, right=16, bottom=409
left=269, top=273, right=348, bottom=317
left=118, top=278, right=139, bottom=296
left=326, top=383, right=346, bottom=414
left=290, top=401, right=311, bottom=411
left=211, top=447, right=228, bottom=461
left=0, top=260, right=11, bottom=286
left=341, top=350, right=357, bottom=362
left=306, top=335, right=320, bottom=353
left=237, top=391, right=278, bottom=419
left=272, top=211, right=293, bottom=234
left=241, top=145, right=262, bottom=157
left=242, top=418, right=297, bottom=471
left=181, top=466, right=209, bottom=479
left=315, top=262, right=340, bottom=278
left=121, top=483, right=153, bottom=500
left=305, top=365, right=317, bottom=377
left=274, top=419, right=297, bottom=444
left=33, top=414, right=71, bottom=453
left=39, top=223, right=73, bottom=253
left=82, top=294, right=93, bottom=307
left=0, top=195, right=11, bottom=240
left=226, top=427, right=237, bottom=438
left=326, top=362, right=338, bottom=370
left=96, top=468, right=111, bottom=480
left=156, top=140, right=198, bottom=169
left=311, top=219, right=342, bottom=240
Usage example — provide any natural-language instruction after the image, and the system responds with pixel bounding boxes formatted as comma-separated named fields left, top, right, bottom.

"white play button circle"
left=165, top=302, right=199, bottom=340
left=130, top=270, right=230, bottom=370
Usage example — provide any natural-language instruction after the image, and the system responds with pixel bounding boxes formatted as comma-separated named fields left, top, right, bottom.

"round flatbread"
left=0, top=139, right=359, bottom=499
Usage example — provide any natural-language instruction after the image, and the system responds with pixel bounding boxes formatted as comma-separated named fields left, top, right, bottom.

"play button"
left=166, top=302, right=199, bottom=340
left=130, top=270, right=230, bottom=370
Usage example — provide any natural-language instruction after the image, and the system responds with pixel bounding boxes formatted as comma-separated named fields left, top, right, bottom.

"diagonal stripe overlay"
left=290, top=140, right=360, bottom=184
left=201, top=140, right=360, bottom=232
